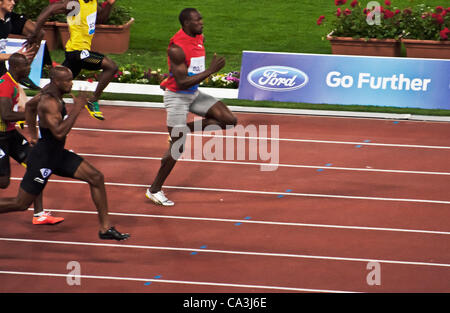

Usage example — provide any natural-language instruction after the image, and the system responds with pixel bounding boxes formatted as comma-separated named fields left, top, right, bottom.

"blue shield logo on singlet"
left=40, top=168, right=52, bottom=179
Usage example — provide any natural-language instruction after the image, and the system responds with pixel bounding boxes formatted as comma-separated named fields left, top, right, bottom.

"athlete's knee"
left=167, top=136, right=186, bottom=160
left=89, top=169, right=105, bottom=186
left=103, top=58, right=118, bottom=74
left=225, top=114, right=238, bottom=127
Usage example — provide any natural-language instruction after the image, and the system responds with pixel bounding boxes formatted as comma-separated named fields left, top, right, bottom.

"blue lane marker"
left=191, top=245, right=208, bottom=255
left=145, top=275, right=162, bottom=286
left=364, top=140, right=371, bottom=143
left=286, top=189, right=292, bottom=193
left=244, top=216, right=252, bottom=220
left=355, top=144, right=362, bottom=148
left=393, top=121, right=399, bottom=124
left=277, top=195, right=284, bottom=198
left=235, top=222, right=242, bottom=226
left=318, top=163, right=333, bottom=172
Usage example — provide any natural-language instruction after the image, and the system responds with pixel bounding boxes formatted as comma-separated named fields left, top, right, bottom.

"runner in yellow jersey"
left=27, top=0, right=118, bottom=120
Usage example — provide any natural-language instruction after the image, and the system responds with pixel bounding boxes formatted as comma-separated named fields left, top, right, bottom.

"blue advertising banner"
left=238, top=51, right=450, bottom=110
left=4, top=38, right=45, bottom=86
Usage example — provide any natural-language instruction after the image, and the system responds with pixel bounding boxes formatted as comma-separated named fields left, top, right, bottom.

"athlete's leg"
left=90, top=56, right=118, bottom=103
left=0, top=188, right=36, bottom=214
left=149, top=126, right=185, bottom=194
left=72, top=160, right=110, bottom=232
left=203, top=101, right=238, bottom=129
left=33, top=192, right=44, bottom=214
left=0, top=176, right=10, bottom=189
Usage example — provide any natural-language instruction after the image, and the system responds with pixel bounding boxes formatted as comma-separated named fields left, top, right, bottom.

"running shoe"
left=146, top=189, right=175, bottom=206
left=99, top=227, right=130, bottom=241
left=85, top=101, right=105, bottom=120
left=32, top=211, right=64, bottom=225
left=16, top=120, right=25, bottom=129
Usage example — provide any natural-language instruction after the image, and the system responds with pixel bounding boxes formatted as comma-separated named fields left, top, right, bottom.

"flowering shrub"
left=42, top=63, right=240, bottom=89
left=318, top=0, right=450, bottom=41
left=200, top=71, right=240, bottom=89
left=112, top=64, right=168, bottom=84
left=401, top=4, right=450, bottom=41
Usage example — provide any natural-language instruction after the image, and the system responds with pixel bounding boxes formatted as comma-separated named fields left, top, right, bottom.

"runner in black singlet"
left=0, top=65, right=129, bottom=241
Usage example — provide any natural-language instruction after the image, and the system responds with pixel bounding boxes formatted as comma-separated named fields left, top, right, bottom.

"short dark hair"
left=179, top=8, right=198, bottom=26
left=49, top=66, right=71, bottom=81
left=8, top=53, right=27, bottom=68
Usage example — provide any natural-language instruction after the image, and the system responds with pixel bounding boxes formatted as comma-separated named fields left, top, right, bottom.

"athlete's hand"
left=70, top=92, right=88, bottom=113
left=17, top=45, right=38, bottom=63
left=208, top=53, right=226, bottom=74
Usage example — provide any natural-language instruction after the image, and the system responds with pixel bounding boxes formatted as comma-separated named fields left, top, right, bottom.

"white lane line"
left=72, top=127, right=450, bottom=150
left=0, top=270, right=357, bottom=293
left=26, top=208, right=450, bottom=236
left=78, top=152, right=450, bottom=176
left=1, top=237, right=449, bottom=268
left=10, top=177, right=450, bottom=205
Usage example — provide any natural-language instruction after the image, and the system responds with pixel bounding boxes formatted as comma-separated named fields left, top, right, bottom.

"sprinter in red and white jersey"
left=146, top=8, right=237, bottom=206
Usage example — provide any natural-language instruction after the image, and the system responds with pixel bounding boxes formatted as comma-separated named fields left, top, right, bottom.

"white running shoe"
left=146, top=189, right=175, bottom=206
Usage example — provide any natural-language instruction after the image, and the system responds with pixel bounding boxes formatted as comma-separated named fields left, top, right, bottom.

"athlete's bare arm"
left=0, top=97, right=25, bottom=122
left=26, top=0, right=72, bottom=46
left=37, top=93, right=85, bottom=141
left=169, top=44, right=225, bottom=90
left=97, top=0, right=116, bottom=24
left=25, top=93, right=42, bottom=145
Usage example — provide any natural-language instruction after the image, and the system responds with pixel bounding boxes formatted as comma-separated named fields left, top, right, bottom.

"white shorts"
left=164, top=90, right=218, bottom=127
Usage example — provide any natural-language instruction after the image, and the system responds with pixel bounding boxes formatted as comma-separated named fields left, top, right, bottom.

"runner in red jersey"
left=146, top=8, right=237, bottom=206
left=0, top=53, right=64, bottom=225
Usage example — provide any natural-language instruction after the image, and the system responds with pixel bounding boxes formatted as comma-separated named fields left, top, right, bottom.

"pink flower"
left=335, top=0, right=347, bottom=6
left=344, top=8, right=352, bottom=16
left=395, top=9, right=401, bottom=15
left=403, top=8, right=412, bottom=15
left=336, top=7, right=342, bottom=17
left=440, top=27, right=450, bottom=40
left=432, top=13, right=444, bottom=24
left=435, top=6, right=444, bottom=14
left=316, top=15, right=325, bottom=25
left=383, top=9, right=394, bottom=19
left=350, top=0, right=358, bottom=8
left=384, top=0, right=391, bottom=6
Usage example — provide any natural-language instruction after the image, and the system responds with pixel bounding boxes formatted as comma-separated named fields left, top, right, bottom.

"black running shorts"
left=0, top=130, right=30, bottom=177
left=20, top=144, right=83, bottom=195
left=62, top=50, right=105, bottom=78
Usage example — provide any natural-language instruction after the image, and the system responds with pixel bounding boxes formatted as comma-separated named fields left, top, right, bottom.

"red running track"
left=0, top=105, right=449, bottom=293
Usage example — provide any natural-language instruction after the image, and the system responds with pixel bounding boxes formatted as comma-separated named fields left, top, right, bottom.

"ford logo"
left=247, top=66, right=309, bottom=91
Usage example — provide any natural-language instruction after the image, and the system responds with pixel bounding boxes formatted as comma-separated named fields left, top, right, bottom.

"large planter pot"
left=56, top=18, right=134, bottom=54
left=327, top=35, right=402, bottom=57
left=8, top=21, right=60, bottom=51
left=402, top=39, right=450, bottom=59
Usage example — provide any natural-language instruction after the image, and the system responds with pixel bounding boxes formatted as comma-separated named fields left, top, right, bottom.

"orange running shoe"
left=32, top=211, right=65, bottom=225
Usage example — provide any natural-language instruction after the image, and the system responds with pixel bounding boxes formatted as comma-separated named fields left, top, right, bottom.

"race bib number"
left=188, top=56, right=205, bottom=76
left=80, top=50, right=90, bottom=60
left=87, top=12, right=97, bottom=35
